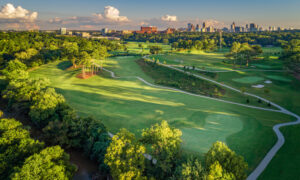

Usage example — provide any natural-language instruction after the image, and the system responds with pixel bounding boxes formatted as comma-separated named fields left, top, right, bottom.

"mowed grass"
left=113, top=41, right=172, bottom=55
left=150, top=47, right=283, bottom=71
left=30, top=56, right=294, bottom=173
left=259, top=124, right=300, bottom=180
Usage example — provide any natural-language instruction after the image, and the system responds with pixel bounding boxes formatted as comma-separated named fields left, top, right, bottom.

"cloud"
left=0, top=3, right=38, bottom=21
left=94, top=6, right=129, bottom=22
left=161, top=15, right=177, bottom=22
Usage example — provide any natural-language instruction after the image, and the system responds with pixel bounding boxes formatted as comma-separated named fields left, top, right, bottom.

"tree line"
left=122, top=31, right=300, bottom=48
left=281, top=39, right=300, bottom=73
left=0, top=31, right=122, bottom=71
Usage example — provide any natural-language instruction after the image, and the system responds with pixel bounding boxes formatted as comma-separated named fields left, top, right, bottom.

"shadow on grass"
left=54, top=87, right=161, bottom=135
left=56, top=61, right=72, bottom=70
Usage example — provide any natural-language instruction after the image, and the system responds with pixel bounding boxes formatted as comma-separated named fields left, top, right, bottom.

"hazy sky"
left=0, top=0, right=299, bottom=30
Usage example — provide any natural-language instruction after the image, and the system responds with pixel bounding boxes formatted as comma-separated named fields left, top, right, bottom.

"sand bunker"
left=264, top=80, right=272, bottom=84
left=252, top=84, right=265, bottom=88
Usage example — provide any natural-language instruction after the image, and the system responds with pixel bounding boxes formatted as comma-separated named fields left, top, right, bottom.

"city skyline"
left=0, top=0, right=299, bottom=30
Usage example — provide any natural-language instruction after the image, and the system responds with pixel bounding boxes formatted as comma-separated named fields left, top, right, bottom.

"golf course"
left=29, top=45, right=299, bottom=178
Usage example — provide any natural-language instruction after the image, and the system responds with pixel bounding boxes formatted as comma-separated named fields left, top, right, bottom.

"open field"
left=30, top=56, right=295, bottom=173
left=112, top=41, right=172, bottom=55
left=149, top=47, right=283, bottom=71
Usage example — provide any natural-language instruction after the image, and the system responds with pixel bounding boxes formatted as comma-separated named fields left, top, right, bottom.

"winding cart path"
left=94, top=58, right=300, bottom=179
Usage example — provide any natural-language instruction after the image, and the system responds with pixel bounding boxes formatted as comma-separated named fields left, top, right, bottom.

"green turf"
left=30, top=56, right=295, bottom=173
left=232, top=76, right=265, bottom=84
left=266, top=75, right=292, bottom=82
left=259, top=124, right=300, bottom=180
left=112, top=42, right=172, bottom=55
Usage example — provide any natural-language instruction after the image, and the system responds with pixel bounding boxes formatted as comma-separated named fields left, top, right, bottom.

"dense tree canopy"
left=11, top=146, right=76, bottom=180
left=281, top=39, right=300, bottom=72
left=140, top=120, right=182, bottom=179
left=0, top=118, right=44, bottom=179
left=205, top=141, right=248, bottom=180
left=105, top=129, right=146, bottom=179
left=122, top=31, right=300, bottom=48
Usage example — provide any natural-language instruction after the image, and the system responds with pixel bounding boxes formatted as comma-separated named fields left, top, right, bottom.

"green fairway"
left=232, top=76, right=265, bottom=84
left=149, top=47, right=283, bottom=71
left=113, top=41, right=172, bottom=55
left=30, top=56, right=295, bottom=173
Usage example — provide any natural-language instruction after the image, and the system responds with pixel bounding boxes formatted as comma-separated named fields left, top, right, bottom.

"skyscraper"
left=250, top=23, right=258, bottom=32
left=231, top=22, right=236, bottom=32
left=196, top=24, right=201, bottom=32
left=187, top=23, right=194, bottom=31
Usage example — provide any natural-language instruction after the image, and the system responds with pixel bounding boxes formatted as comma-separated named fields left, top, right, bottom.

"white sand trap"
left=252, top=84, right=265, bottom=88
left=264, top=80, right=272, bottom=84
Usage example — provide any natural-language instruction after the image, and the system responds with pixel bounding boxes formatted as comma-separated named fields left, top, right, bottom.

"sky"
left=0, top=0, right=299, bottom=30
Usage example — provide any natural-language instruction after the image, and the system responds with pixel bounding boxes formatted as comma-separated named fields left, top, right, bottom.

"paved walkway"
left=170, top=64, right=287, bottom=73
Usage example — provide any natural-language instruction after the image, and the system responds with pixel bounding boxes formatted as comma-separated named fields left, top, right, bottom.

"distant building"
left=203, top=22, right=207, bottom=29
left=206, top=26, right=214, bottom=33
left=187, top=23, right=195, bottom=32
left=235, top=26, right=242, bottom=33
left=196, top=24, right=201, bottom=32
left=81, top=32, right=90, bottom=38
left=67, top=31, right=73, bottom=35
left=101, top=28, right=109, bottom=34
left=250, top=23, right=258, bottom=32
left=231, top=22, right=236, bottom=32
left=163, top=28, right=176, bottom=34
left=60, top=27, right=67, bottom=35
left=222, top=27, right=229, bottom=32
left=136, top=26, right=158, bottom=34
left=121, top=30, right=133, bottom=34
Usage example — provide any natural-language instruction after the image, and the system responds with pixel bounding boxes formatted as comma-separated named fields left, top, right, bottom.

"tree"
left=0, top=118, right=44, bottom=179
left=2, top=77, right=50, bottom=107
left=29, top=87, right=65, bottom=127
left=206, top=161, right=236, bottom=180
left=163, top=39, right=169, bottom=44
left=205, top=141, right=248, bottom=180
left=62, top=42, right=79, bottom=68
left=230, top=42, right=241, bottom=65
left=149, top=45, right=163, bottom=54
left=140, top=120, right=182, bottom=178
left=78, top=51, right=92, bottom=77
left=1, top=59, right=27, bottom=81
left=104, top=129, right=146, bottom=180
left=176, top=157, right=205, bottom=180
left=172, top=42, right=179, bottom=50
left=11, top=146, right=76, bottom=180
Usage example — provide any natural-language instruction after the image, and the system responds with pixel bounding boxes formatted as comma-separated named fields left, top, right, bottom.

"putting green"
left=181, top=114, right=243, bottom=154
left=232, top=76, right=264, bottom=84
left=267, top=75, right=292, bottom=82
